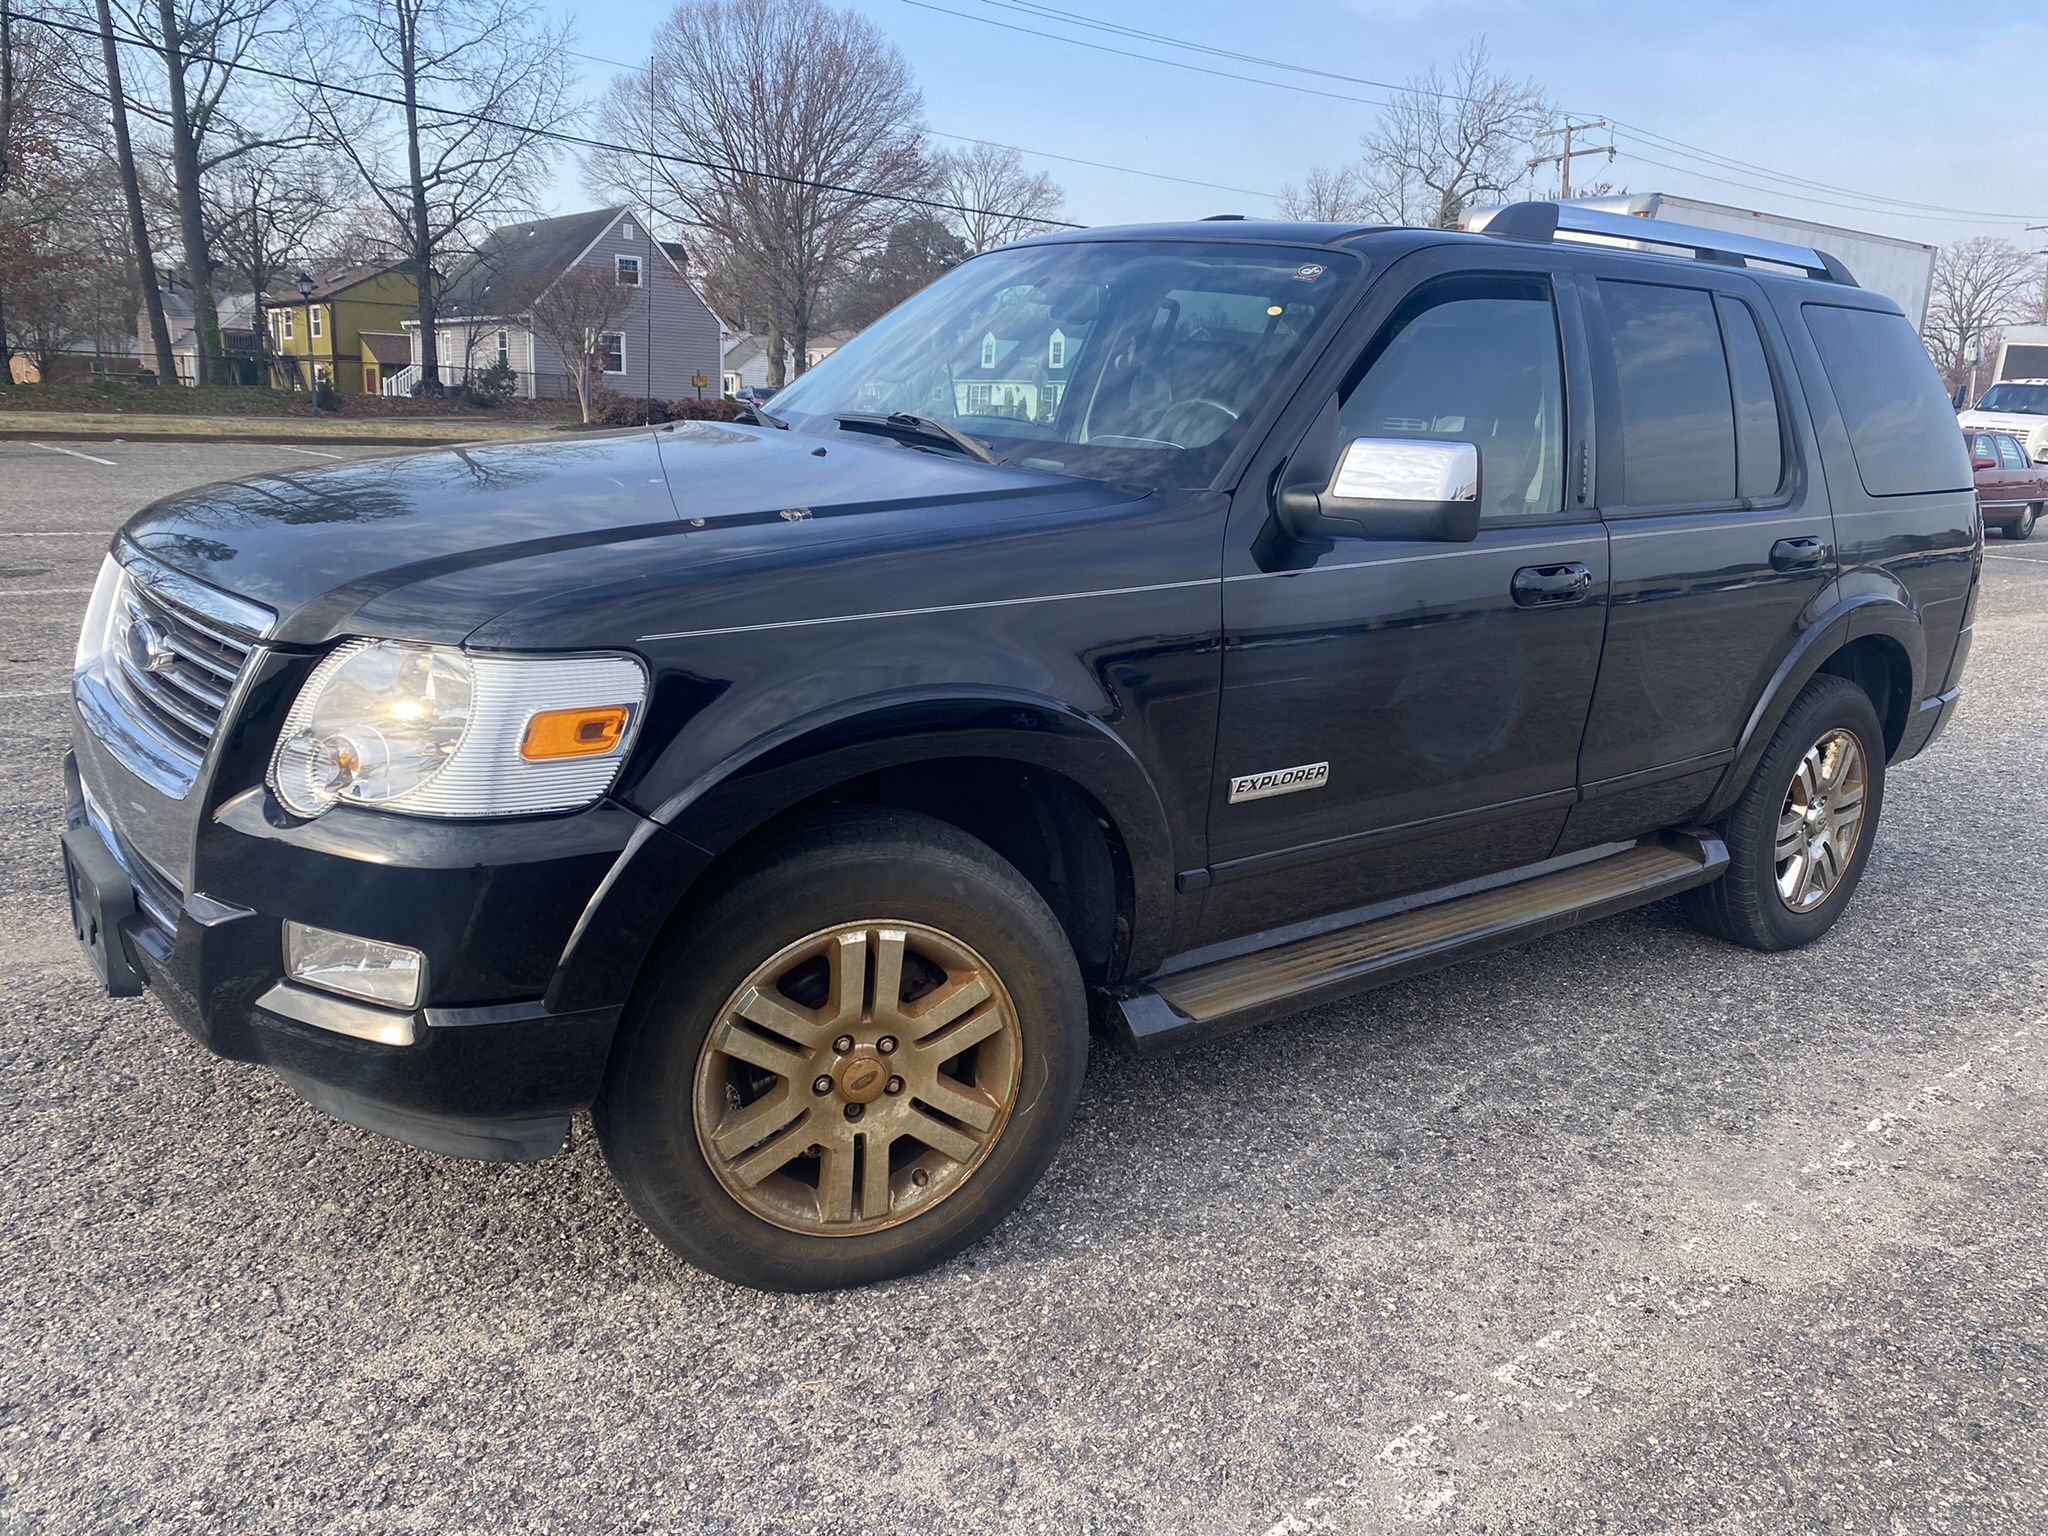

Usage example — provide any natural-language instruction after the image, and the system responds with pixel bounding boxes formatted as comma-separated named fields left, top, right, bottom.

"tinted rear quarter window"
left=1601, top=281, right=1735, bottom=507
left=1715, top=295, right=1784, bottom=499
left=1803, top=305, right=1970, bottom=496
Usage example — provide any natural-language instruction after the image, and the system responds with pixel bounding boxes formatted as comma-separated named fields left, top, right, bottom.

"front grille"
left=110, top=574, right=256, bottom=760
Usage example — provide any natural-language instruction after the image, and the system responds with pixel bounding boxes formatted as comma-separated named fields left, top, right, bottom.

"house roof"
left=660, top=239, right=690, bottom=268
left=359, top=330, right=412, bottom=366
left=437, top=206, right=627, bottom=318
left=722, top=333, right=765, bottom=368
left=300, top=258, right=411, bottom=301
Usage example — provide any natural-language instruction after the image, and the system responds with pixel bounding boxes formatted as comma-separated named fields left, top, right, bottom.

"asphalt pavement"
left=1, top=439, right=2043, bottom=1535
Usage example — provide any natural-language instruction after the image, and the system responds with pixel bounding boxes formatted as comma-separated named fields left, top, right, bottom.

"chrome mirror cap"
left=1330, top=438, right=1480, bottom=504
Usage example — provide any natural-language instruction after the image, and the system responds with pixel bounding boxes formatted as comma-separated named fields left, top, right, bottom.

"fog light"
left=283, top=921, right=424, bottom=1010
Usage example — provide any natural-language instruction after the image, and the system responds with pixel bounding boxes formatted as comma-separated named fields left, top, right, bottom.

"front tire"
left=1682, top=674, right=1885, bottom=952
left=596, top=808, right=1089, bottom=1291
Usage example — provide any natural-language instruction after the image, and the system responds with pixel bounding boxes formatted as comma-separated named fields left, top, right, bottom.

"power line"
left=16, top=10, right=1085, bottom=233
left=906, top=0, right=2048, bottom=228
left=562, top=45, right=1280, bottom=202
left=896, top=0, right=1401, bottom=112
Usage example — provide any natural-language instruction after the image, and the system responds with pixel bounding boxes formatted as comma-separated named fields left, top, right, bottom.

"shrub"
left=313, top=375, right=341, bottom=412
left=468, top=358, right=517, bottom=407
left=668, top=396, right=748, bottom=422
left=585, top=387, right=671, bottom=427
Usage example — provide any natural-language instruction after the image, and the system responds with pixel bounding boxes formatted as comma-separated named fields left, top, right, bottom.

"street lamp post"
left=295, top=271, right=318, bottom=413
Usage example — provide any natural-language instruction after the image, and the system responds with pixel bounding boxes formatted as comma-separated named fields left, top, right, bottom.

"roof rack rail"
left=1476, top=201, right=1859, bottom=287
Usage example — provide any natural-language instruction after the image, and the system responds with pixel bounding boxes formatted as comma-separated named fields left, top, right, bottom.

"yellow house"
left=268, top=261, right=423, bottom=395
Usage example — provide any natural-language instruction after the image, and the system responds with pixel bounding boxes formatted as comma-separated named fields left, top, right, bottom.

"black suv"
left=62, top=203, right=1978, bottom=1290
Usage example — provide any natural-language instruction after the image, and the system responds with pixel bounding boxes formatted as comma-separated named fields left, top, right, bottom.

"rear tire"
left=596, top=808, right=1089, bottom=1291
left=1682, top=674, right=1885, bottom=952
left=2009, top=503, right=2039, bottom=540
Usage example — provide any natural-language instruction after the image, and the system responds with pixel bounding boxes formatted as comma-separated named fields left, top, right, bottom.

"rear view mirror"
left=1277, top=435, right=1482, bottom=543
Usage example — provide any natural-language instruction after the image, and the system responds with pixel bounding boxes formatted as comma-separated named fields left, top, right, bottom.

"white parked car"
left=1958, top=379, right=2048, bottom=461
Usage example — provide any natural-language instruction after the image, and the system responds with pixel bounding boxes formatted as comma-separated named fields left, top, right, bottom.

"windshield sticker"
left=1293, top=263, right=1326, bottom=282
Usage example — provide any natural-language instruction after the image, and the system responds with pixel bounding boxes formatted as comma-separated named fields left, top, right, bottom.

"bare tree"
left=206, top=139, right=351, bottom=385
left=117, top=0, right=310, bottom=385
left=1275, top=164, right=1370, bottom=223
left=1354, top=40, right=1549, bottom=229
left=588, top=0, right=925, bottom=385
left=933, top=141, right=1062, bottom=254
left=92, top=0, right=176, bottom=379
left=306, top=0, right=575, bottom=392
left=1925, top=236, right=2042, bottom=398
left=523, top=262, right=637, bottom=422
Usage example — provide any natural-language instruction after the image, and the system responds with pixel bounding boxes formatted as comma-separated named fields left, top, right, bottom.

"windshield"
left=1975, top=382, right=2048, bottom=415
left=770, top=240, right=1360, bottom=486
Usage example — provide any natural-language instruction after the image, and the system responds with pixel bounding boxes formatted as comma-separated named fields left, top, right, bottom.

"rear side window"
left=1997, top=435, right=2028, bottom=470
left=1716, top=296, right=1785, bottom=499
left=1600, top=281, right=1736, bottom=507
left=1803, top=305, right=1971, bottom=496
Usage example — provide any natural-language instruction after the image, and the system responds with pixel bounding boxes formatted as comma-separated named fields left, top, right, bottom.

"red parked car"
left=1965, top=428, right=2045, bottom=539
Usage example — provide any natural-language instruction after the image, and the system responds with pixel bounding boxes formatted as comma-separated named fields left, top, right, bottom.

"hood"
left=122, top=422, right=1087, bottom=645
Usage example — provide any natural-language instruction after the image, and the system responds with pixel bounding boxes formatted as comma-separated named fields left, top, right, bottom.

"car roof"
left=1012, top=218, right=1872, bottom=299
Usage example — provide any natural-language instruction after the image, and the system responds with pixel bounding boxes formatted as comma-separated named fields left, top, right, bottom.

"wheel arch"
left=597, top=690, right=1180, bottom=998
left=1700, top=595, right=1923, bottom=823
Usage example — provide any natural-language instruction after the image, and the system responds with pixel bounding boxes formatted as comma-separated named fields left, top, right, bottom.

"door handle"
left=1511, top=562, right=1595, bottom=607
left=1770, top=536, right=1829, bottom=571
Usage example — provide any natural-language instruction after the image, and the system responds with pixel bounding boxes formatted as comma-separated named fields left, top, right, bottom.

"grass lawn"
left=0, top=385, right=581, bottom=434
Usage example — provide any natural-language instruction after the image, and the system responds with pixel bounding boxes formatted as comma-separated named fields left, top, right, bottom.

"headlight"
left=75, top=555, right=125, bottom=674
left=269, top=639, right=646, bottom=818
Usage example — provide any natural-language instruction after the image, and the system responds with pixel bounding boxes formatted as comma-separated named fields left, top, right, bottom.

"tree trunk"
left=765, top=324, right=786, bottom=388
left=398, top=23, right=439, bottom=393
left=154, top=0, right=218, bottom=386
left=100, top=0, right=175, bottom=383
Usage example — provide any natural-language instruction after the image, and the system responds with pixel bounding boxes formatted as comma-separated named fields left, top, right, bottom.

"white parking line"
left=274, top=445, right=345, bottom=459
left=0, top=688, right=70, bottom=700
left=1, top=587, right=93, bottom=597
left=0, top=530, right=104, bottom=538
left=1983, top=551, right=2046, bottom=563
left=26, top=443, right=117, bottom=466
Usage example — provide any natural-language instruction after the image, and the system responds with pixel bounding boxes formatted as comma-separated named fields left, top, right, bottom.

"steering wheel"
left=1152, top=397, right=1239, bottom=449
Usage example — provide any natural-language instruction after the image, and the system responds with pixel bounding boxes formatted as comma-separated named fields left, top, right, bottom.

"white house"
left=393, top=207, right=722, bottom=400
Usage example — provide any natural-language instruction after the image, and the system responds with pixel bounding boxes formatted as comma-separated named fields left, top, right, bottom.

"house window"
left=965, top=382, right=992, bottom=413
left=600, top=332, right=626, bottom=374
left=616, top=255, right=641, bottom=287
left=722, top=372, right=741, bottom=396
left=496, top=330, right=509, bottom=365
left=622, top=219, right=636, bottom=240
left=1049, top=328, right=1065, bottom=369
left=280, top=310, right=294, bottom=341
left=980, top=333, right=996, bottom=369
left=309, top=307, right=323, bottom=340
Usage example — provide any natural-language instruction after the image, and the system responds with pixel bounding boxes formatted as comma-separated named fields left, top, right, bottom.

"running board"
left=1115, top=834, right=1726, bottom=1049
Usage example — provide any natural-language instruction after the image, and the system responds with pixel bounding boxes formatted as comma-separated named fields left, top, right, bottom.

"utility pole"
left=1531, top=117, right=1616, bottom=201
left=2028, top=224, right=2048, bottom=325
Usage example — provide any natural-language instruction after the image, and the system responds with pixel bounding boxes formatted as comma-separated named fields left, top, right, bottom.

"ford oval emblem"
left=124, top=615, right=178, bottom=675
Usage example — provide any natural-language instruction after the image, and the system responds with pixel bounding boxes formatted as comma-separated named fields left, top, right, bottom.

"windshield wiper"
left=835, top=412, right=997, bottom=464
left=743, top=403, right=788, bottom=429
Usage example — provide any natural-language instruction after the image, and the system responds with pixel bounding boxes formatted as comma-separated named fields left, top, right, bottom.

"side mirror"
left=1972, top=456, right=1996, bottom=470
left=1277, top=434, right=1482, bottom=543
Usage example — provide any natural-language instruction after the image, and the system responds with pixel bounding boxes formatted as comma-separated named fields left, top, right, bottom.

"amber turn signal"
left=520, top=705, right=630, bottom=760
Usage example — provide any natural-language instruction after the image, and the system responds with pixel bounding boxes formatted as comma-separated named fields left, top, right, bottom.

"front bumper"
left=64, top=733, right=685, bottom=1162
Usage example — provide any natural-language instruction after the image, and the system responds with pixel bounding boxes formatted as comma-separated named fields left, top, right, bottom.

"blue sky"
left=541, top=0, right=2048, bottom=250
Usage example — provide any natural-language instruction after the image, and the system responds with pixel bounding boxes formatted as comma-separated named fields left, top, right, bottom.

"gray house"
left=394, top=207, right=721, bottom=400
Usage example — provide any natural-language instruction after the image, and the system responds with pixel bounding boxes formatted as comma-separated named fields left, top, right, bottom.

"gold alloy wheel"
left=692, top=921, right=1023, bottom=1236
left=1775, top=727, right=1869, bottom=913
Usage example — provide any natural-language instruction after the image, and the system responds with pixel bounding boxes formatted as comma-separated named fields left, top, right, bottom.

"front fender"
left=645, top=687, right=1182, bottom=971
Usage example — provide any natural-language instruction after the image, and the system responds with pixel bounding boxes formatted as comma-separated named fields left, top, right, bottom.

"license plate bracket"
left=61, top=825, right=145, bottom=997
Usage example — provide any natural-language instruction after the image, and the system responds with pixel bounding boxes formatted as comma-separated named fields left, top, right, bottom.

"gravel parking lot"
left=1, top=438, right=2043, bottom=1535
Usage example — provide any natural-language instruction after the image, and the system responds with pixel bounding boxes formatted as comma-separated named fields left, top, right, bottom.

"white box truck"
left=1461, top=193, right=1937, bottom=327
